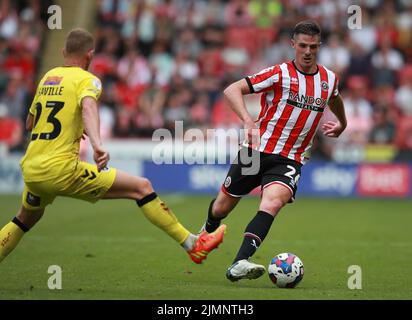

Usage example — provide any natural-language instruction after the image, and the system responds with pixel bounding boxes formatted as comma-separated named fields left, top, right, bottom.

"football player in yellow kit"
left=0, top=28, right=225, bottom=266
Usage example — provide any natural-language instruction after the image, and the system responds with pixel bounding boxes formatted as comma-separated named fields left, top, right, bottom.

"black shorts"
left=222, top=148, right=302, bottom=202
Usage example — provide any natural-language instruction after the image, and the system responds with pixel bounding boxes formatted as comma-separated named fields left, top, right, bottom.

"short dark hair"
left=64, top=28, right=94, bottom=56
left=292, top=20, right=321, bottom=39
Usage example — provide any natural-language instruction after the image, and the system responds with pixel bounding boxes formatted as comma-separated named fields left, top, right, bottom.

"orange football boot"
left=188, top=224, right=226, bottom=264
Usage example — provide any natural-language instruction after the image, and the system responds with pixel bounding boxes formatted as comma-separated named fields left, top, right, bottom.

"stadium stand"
left=1, top=0, right=412, bottom=162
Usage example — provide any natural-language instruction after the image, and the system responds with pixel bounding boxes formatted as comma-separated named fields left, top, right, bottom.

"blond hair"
left=64, top=28, right=94, bottom=56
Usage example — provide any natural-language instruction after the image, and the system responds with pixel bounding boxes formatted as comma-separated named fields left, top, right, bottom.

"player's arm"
left=81, top=96, right=109, bottom=171
left=223, top=79, right=258, bottom=145
left=223, top=79, right=253, bottom=124
left=322, top=94, right=347, bottom=138
left=25, top=113, right=34, bottom=131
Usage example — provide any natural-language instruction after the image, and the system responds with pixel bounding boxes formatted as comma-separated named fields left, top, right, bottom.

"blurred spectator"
left=371, top=34, right=404, bottom=86
left=117, top=47, right=152, bottom=87
left=174, top=50, right=200, bottom=81
left=318, top=34, right=350, bottom=76
left=0, top=5, right=19, bottom=39
left=397, top=2, right=412, bottom=62
left=349, top=9, right=377, bottom=54
left=163, top=89, right=192, bottom=132
left=135, top=78, right=166, bottom=136
left=396, top=116, right=412, bottom=151
left=0, top=76, right=27, bottom=121
left=172, top=28, right=202, bottom=59
left=14, top=21, right=41, bottom=54
left=375, top=1, right=399, bottom=48
left=221, top=37, right=250, bottom=78
left=248, top=0, right=282, bottom=28
left=396, top=116, right=412, bottom=150
left=90, top=37, right=118, bottom=82
left=263, top=31, right=294, bottom=66
left=114, top=107, right=133, bottom=137
left=369, top=107, right=396, bottom=144
left=338, top=76, right=373, bottom=146
left=224, top=0, right=254, bottom=27
left=346, top=41, right=373, bottom=78
left=150, top=41, right=175, bottom=86
left=198, top=46, right=225, bottom=78
left=0, top=115, right=22, bottom=150
left=2, top=43, right=35, bottom=85
left=190, top=93, right=210, bottom=128
left=395, top=64, right=412, bottom=116
left=211, top=96, right=242, bottom=130
left=174, top=0, right=223, bottom=29
left=0, top=0, right=47, bottom=152
left=135, top=1, right=156, bottom=56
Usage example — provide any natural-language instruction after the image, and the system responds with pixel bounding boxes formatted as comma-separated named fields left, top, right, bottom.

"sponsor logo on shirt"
left=44, top=76, right=63, bottom=86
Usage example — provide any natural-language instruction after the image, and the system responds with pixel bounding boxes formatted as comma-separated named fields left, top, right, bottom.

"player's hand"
left=93, top=145, right=110, bottom=172
left=244, top=120, right=260, bottom=148
left=322, top=121, right=345, bottom=138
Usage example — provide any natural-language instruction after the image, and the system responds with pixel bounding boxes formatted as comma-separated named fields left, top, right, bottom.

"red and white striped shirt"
left=245, top=60, right=339, bottom=164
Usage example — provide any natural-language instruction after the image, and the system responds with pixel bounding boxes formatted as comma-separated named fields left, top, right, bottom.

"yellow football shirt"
left=20, top=66, right=102, bottom=182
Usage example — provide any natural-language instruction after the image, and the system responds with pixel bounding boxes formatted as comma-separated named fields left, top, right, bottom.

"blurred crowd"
left=1, top=0, right=412, bottom=162
left=0, top=0, right=51, bottom=152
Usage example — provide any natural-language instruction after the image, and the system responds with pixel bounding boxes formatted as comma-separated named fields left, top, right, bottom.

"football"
left=268, top=253, right=304, bottom=288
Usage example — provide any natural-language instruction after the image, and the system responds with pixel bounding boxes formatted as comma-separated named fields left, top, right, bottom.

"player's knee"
left=137, top=178, right=154, bottom=198
left=16, top=209, right=44, bottom=230
left=259, top=198, right=285, bottom=216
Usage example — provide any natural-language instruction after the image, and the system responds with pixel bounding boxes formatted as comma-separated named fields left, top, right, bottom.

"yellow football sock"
left=137, top=193, right=190, bottom=244
left=0, top=219, right=26, bottom=263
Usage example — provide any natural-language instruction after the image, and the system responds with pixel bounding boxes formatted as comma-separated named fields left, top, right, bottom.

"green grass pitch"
left=0, top=194, right=411, bottom=300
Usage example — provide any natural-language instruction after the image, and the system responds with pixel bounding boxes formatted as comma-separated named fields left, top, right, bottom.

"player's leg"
left=226, top=184, right=291, bottom=281
left=202, top=147, right=261, bottom=233
left=102, top=169, right=226, bottom=264
left=0, top=181, right=53, bottom=263
left=15, top=206, right=45, bottom=229
left=227, top=155, right=302, bottom=281
left=0, top=206, right=44, bottom=263
left=202, top=190, right=240, bottom=233
left=0, top=173, right=64, bottom=263
left=102, top=169, right=153, bottom=200
left=233, top=184, right=291, bottom=263
left=103, top=169, right=194, bottom=245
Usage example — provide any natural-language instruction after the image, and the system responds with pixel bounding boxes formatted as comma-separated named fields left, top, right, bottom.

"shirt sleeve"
left=245, top=65, right=280, bottom=94
left=77, top=75, right=102, bottom=106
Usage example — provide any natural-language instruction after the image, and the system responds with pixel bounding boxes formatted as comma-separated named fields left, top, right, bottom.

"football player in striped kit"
left=200, top=20, right=347, bottom=281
